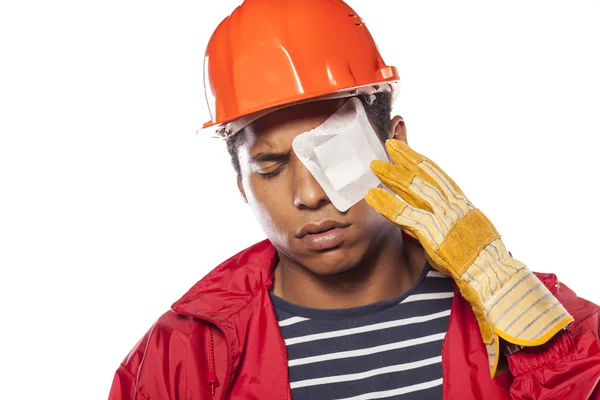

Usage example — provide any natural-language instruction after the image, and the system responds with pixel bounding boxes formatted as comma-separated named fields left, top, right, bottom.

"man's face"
left=236, top=99, right=397, bottom=275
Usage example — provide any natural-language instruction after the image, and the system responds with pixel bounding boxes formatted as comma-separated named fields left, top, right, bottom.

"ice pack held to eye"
left=292, top=97, right=388, bottom=212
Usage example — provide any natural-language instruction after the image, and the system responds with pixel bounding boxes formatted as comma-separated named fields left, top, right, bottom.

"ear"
left=389, top=115, right=407, bottom=144
left=237, top=178, right=248, bottom=203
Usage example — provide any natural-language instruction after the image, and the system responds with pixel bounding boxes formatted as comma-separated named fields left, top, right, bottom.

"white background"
left=1, top=0, right=599, bottom=398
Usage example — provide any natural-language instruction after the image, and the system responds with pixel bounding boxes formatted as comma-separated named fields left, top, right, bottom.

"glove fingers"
left=386, top=140, right=451, bottom=189
left=386, top=139, right=471, bottom=211
left=385, top=138, right=426, bottom=166
left=399, top=206, right=446, bottom=247
left=418, top=159, right=472, bottom=212
left=366, top=187, right=446, bottom=248
left=384, top=140, right=447, bottom=199
left=371, top=159, right=458, bottom=230
left=365, top=187, right=408, bottom=222
left=370, top=160, right=435, bottom=213
left=408, top=174, right=463, bottom=230
left=419, top=156, right=466, bottom=197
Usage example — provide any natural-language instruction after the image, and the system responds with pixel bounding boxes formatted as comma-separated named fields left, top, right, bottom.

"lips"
left=297, top=220, right=351, bottom=251
left=297, top=220, right=350, bottom=238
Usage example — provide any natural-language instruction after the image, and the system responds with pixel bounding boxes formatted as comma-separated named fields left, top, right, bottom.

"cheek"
left=348, top=199, right=390, bottom=233
left=243, top=176, right=292, bottom=243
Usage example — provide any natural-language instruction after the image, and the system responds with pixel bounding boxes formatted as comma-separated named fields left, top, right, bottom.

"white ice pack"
left=292, top=97, right=388, bottom=212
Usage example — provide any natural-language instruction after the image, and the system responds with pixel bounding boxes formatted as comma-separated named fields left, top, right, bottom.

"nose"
left=292, top=161, right=330, bottom=210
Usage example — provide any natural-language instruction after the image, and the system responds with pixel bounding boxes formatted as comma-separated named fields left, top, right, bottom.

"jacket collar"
left=171, top=239, right=277, bottom=322
left=170, top=233, right=422, bottom=321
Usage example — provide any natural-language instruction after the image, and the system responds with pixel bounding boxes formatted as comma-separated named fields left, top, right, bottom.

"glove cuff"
left=486, top=268, right=574, bottom=346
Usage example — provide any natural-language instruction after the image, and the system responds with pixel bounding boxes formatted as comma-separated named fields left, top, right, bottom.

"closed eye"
left=258, top=163, right=286, bottom=179
left=251, top=151, right=290, bottom=180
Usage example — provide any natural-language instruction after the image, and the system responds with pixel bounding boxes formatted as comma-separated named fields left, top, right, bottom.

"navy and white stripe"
left=271, top=263, right=454, bottom=400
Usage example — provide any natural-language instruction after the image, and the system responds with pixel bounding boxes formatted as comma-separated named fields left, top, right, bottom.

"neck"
left=272, top=227, right=425, bottom=309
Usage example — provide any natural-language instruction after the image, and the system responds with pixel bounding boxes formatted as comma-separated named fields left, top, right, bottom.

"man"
left=109, top=0, right=600, bottom=398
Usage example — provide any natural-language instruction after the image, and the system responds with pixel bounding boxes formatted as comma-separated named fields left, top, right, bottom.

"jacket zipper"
left=204, top=319, right=230, bottom=399
left=208, top=326, right=219, bottom=395
left=173, top=311, right=231, bottom=399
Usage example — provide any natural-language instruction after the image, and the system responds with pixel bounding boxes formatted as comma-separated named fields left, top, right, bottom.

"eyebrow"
left=250, top=151, right=291, bottom=163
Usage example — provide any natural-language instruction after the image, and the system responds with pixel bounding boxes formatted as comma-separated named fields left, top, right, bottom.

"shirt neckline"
left=269, top=261, right=431, bottom=320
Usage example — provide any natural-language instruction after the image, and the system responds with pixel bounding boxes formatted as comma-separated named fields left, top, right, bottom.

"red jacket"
left=109, top=240, right=600, bottom=399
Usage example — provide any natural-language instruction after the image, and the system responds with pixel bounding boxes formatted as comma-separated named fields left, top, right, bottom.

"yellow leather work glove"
left=366, top=139, right=574, bottom=377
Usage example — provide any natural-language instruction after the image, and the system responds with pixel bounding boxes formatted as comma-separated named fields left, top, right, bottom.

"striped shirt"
left=270, top=262, right=454, bottom=400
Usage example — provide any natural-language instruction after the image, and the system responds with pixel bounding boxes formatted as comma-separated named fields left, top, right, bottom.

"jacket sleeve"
left=507, top=277, right=600, bottom=400
left=108, top=312, right=217, bottom=400
left=108, top=330, right=151, bottom=400
left=110, top=364, right=142, bottom=400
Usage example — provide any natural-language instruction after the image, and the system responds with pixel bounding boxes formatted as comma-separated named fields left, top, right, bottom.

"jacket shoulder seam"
left=573, top=306, right=600, bottom=330
left=119, top=362, right=137, bottom=379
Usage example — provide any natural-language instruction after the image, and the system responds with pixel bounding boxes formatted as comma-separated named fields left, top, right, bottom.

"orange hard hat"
left=202, top=0, right=400, bottom=136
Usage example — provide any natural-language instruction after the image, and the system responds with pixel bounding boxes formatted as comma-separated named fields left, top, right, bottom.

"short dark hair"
left=225, top=91, right=392, bottom=179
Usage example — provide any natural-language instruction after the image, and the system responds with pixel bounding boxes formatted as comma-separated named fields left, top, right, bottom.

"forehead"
left=240, top=99, right=346, bottom=150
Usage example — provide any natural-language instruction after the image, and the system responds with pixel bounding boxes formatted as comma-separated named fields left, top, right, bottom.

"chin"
left=301, top=242, right=365, bottom=276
